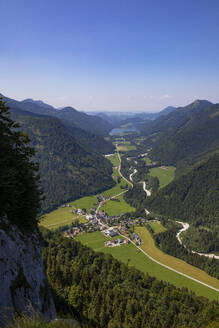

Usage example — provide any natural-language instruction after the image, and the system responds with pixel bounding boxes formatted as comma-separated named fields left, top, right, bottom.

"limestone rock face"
left=0, top=217, right=56, bottom=326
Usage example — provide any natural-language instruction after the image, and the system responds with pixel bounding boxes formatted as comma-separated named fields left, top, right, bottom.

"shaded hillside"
left=2, top=94, right=114, bottom=154
left=145, top=153, right=219, bottom=229
left=140, top=100, right=219, bottom=165
left=13, top=113, right=115, bottom=213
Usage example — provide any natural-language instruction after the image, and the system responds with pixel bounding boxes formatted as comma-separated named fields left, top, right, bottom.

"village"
left=61, top=196, right=147, bottom=247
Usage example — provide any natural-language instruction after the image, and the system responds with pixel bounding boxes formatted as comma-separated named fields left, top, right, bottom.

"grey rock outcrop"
left=0, top=217, right=56, bottom=326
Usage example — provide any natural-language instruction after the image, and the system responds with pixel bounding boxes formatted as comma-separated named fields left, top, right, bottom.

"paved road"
left=117, top=150, right=133, bottom=188
left=176, top=221, right=219, bottom=260
left=141, top=181, right=151, bottom=196
left=97, top=151, right=219, bottom=293
left=129, top=169, right=137, bottom=182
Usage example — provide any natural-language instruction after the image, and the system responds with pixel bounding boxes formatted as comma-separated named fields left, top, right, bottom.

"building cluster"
left=72, top=208, right=86, bottom=215
left=105, top=238, right=130, bottom=247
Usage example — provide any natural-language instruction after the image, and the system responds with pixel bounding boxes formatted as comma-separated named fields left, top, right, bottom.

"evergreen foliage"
left=150, top=220, right=219, bottom=279
left=144, top=153, right=219, bottom=265
left=41, top=228, right=219, bottom=328
left=140, top=100, right=219, bottom=166
left=145, top=153, right=219, bottom=228
left=0, top=98, right=41, bottom=230
left=13, top=114, right=115, bottom=213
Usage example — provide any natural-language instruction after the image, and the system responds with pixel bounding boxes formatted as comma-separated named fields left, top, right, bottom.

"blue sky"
left=1, top=0, right=219, bottom=111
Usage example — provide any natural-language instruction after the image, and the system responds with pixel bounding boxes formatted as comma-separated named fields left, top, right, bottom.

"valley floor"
left=41, top=137, right=219, bottom=301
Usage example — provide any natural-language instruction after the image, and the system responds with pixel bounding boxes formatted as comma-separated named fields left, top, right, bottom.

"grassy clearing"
left=107, top=153, right=120, bottom=167
left=76, top=231, right=218, bottom=301
left=40, top=194, right=99, bottom=229
left=40, top=205, right=87, bottom=229
left=142, top=157, right=152, bottom=165
left=147, top=221, right=167, bottom=234
left=149, top=166, right=176, bottom=188
left=101, top=174, right=127, bottom=197
left=136, top=226, right=219, bottom=300
left=76, top=231, right=125, bottom=251
left=117, top=141, right=136, bottom=152
left=101, top=194, right=135, bottom=215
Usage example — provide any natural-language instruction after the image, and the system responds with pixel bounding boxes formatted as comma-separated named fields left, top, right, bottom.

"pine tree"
left=0, top=97, right=41, bottom=231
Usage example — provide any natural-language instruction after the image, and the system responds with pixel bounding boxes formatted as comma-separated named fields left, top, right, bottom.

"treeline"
left=145, top=153, right=219, bottom=228
left=147, top=220, right=219, bottom=279
left=124, top=184, right=147, bottom=211
left=41, top=228, right=219, bottom=328
left=182, top=226, right=219, bottom=254
left=0, top=98, right=41, bottom=231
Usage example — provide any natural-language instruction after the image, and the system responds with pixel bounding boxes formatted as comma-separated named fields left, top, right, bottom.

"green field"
left=100, top=194, right=135, bottom=215
left=147, top=221, right=167, bottom=234
left=149, top=166, right=176, bottom=188
left=76, top=230, right=219, bottom=301
left=107, top=153, right=120, bottom=167
left=76, top=231, right=125, bottom=251
left=40, top=206, right=87, bottom=229
left=142, top=157, right=152, bottom=165
left=117, top=141, right=136, bottom=152
left=136, top=226, right=219, bottom=301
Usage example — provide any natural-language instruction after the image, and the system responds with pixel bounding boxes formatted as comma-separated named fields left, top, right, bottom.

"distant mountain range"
left=92, top=106, right=177, bottom=126
left=1, top=94, right=115, bottom=154
left=140, top=99, right=219, bottom=166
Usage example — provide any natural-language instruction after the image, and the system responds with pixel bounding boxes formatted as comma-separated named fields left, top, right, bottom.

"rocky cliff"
left=0, top=216, right=56, bottom=327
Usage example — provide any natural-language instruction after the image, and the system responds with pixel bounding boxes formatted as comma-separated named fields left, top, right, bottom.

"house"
left=104, top=228, right=118, bottom=237
left=86, top=214, right=93, bottom=220
left=132, top=233, right=139, bottom=240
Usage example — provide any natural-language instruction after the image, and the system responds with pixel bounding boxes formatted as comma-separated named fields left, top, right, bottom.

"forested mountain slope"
left=145, top=153, right=219, bottom=228
left=12, top=112, right=115, bottom=213
left=140, top=100, right=219, bottom=165
left=41, top=228, right=219, bottom=328
left=2, top=94, right=114, bottom=154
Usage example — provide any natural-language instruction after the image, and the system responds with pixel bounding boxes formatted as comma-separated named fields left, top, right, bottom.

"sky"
left=1, top=0, right=219, bottom=112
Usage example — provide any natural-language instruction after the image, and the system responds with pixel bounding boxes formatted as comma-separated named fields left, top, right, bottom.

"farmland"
left=147, top=221, right=167, bottom=234
left=149, top=166, right=176, bottom=188
left=76, top=230, right=219, bottom=301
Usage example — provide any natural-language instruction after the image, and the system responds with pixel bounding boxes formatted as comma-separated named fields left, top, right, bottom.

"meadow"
left=40, top=207, right=86, bottom=229
left=142, top=157, right=152, bottom=165
left=76, top=231, right=125, bottom=251
left=40, top=153, right=135, bottom=228
left=136, top=226, right=219, bottom=300
left=149, top=166, right=176, bottom=188
left=76, top=230, right=219, bottom=301
left=147, top=221, right=167, bottom=234
left=107, top=153, right=120, bottom=167
left=116, top=141, right=136, bottom=152
left=100, top=194, right=135, bottom=215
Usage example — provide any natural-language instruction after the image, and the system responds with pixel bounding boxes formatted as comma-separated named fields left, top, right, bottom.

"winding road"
left=129, top=169, right=137, bottom=182
left=141, top=181, right=151, bottom=196
left=176, top=221, right=219, bottom=260
left=97, top=151, right=219, bottom=293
